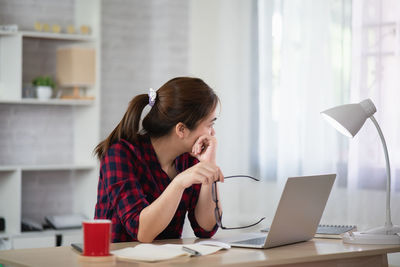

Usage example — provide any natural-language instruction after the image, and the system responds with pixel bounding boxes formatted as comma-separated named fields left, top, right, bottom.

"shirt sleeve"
left=187, top=184, right=218, bottom=238
left=103, top=143, right=149, bottom=240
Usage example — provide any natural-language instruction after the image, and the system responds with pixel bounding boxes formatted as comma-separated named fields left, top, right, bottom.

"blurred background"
left=0, top=0, right=399, bottom=263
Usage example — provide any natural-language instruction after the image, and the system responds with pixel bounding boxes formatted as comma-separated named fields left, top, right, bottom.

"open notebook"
left=111, top=243, right=227, bottom=262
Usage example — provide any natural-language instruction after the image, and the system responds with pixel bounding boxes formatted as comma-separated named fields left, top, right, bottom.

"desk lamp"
left=321, top=98, right=400, bottom=244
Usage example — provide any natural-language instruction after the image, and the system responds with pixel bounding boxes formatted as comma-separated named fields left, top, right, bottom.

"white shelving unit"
left=0, top=0, right=101, bottom=249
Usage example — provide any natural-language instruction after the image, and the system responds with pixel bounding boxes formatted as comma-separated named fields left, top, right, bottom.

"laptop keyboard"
left=232, top=237, right=267, bottom=246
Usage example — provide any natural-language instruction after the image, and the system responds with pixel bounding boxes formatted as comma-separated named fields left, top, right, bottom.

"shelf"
left=0, top=228, right=82, bottom=239
left=0, top=164, right=96, bottom=172
left=0, top=30, right=17, bottom=36
left=0, top=166, right=18, bottom=172
left=0, top=98, right=95, bottom=106
left=0, top=30, right=95, bottom=42
left=19, top=228, right=82, bottom=237
left=22, top=164, right=96, bottom=171
left=0, top=232, right=10, bottom=239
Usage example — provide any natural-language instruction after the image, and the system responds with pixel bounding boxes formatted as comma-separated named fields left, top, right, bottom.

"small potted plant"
left=32, top=76, right=55, bottom=100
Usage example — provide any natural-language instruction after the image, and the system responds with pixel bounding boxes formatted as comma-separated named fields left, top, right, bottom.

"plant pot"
left=36, top=86, right=53, bottom=100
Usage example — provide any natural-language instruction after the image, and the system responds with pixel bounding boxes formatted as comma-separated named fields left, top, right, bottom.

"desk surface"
left=0, top=238, right=399, bottom=267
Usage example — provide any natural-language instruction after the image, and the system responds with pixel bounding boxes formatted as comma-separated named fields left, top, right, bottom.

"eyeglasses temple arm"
left=224, top=175, right=260, bottom=181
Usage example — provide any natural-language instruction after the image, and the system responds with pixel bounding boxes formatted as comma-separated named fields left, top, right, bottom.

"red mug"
left=82, top=219, right=111, bottom=256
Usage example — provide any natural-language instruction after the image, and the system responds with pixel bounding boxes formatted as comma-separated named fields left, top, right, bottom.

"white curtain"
left=347, top=0, right=400, bottom=229
left=350, top=0, right=400, bottom=192
left=257, top=0, right=351, bottom=184
left=258, top=0, right=400, bottom=231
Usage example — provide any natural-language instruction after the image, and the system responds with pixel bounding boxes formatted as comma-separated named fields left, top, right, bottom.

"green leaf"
left=32, top=75, right=55, bottom=88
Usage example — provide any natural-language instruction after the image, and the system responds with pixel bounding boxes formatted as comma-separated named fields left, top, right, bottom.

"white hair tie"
left=148, top=88, right=157, bottom=107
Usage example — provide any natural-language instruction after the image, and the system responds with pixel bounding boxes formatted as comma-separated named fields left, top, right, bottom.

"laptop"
left=217, top=174, right=336, bottom=249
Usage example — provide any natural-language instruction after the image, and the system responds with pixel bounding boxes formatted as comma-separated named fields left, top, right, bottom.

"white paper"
left=164, top=244, right=223, bottom=256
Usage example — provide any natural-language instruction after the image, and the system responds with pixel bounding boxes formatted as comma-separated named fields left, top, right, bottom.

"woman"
left=94, top=77, right=224, bottom=243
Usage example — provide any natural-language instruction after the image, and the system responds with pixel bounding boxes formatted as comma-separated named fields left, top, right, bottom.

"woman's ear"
left=175, top=122, right=187, bottom=139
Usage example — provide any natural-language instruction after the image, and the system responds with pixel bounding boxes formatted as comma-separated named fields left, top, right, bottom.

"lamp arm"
left=369, top=115, right=393, bottom=228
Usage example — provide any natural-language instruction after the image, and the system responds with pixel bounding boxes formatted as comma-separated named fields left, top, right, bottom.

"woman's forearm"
left=137, top=179, right=185, bottom=242
left=195, top=183, right=219, bottom=231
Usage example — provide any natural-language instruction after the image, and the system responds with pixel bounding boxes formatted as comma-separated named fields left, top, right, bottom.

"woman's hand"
left=191, top=135, right=217, bottom=163
left=174, top=161, right=224, bottom=189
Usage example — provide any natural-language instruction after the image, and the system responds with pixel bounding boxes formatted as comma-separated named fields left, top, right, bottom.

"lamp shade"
left=56, top=47, right=96, bottom=87
left=321, top=99, right=376, bottom=137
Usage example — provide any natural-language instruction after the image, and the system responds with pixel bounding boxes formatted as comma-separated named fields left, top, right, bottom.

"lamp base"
left=60, top=86, right=95, bottom=100
left=362, top=225, right=400, bottom=235
left=61, top=95, right=95, bottom=100
left=343, top=225, right=400, bottom=245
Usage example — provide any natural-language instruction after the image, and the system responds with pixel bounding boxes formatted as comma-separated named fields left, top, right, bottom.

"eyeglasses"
left=211, top=175, right=266, bottom=230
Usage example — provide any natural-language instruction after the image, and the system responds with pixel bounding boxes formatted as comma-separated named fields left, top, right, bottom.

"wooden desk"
left=0, top=238, right=399, bottom=267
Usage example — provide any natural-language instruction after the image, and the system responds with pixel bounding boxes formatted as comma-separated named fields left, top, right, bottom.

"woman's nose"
left=210, top=127, right=215, bottom=136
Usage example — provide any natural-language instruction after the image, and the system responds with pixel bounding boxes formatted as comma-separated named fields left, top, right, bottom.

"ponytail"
left=94, top=94, right=148, bottom=160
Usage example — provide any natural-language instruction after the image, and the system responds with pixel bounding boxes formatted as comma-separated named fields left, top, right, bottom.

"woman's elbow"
left=137, top=228, right=155, bottom=243
left=137, top=235, right=154, bottom=243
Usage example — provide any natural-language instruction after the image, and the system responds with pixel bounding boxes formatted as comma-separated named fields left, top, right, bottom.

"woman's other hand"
left=174, top=161, right=224, bottom=189
left=191, top=135, right=217, bottom=163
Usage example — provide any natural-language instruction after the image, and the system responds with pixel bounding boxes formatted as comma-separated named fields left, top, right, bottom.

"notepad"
left=314, top=224, right=357, bottom=239
left=261, top=224, right=357, bottom=239
left=317, top=225, right=356, bottom=235
left=111, top=243, right=224, bottom=262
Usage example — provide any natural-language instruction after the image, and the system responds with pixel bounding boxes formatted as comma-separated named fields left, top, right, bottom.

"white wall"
left=189, top=0, right=254, bottom=175
left=187, top=0, right=262, bottom=233
left=100, top=0, right=189, bottom=139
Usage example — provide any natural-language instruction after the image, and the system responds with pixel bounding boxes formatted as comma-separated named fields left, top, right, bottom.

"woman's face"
left=186, top=107, right=217, bottom=144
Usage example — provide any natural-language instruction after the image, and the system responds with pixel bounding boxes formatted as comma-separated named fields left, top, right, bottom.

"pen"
left=71, top=243, right=83, bottom=253
left=182, top=246, right=202, bottom=256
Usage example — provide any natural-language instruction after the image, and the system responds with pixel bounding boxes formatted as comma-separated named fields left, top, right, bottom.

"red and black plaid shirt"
left=94, top=135, right=218, bottom=242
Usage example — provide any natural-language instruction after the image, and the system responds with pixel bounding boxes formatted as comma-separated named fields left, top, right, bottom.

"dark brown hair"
left=94, top=77, right=219, bottom=159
